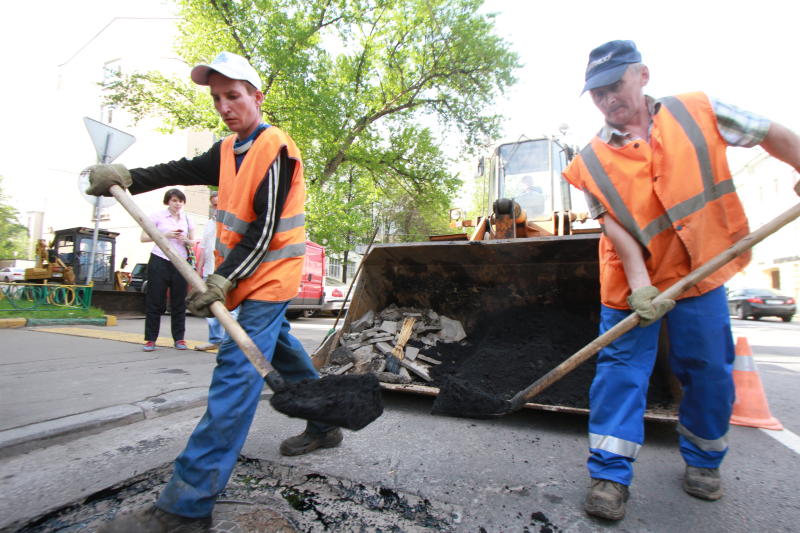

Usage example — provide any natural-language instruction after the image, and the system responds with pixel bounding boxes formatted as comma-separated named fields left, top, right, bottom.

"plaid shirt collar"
left=597, top=95, right=660, bottom=147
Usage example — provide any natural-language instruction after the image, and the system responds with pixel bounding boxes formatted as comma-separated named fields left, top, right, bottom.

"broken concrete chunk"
left=366, top=335, right=394, bottom=345
left=349, top=310, right=375, bottom=333
left=416, top=354, right=441, bottom=365
left=352, top=345, right=376, bottom=364
left=437, top=315, right=466, bottom=342
left=375, top=370, right=412, bottom=384
left=375, top=342, right=394, bottom=355
left=421, top=334, right=438, bottom=346
left=329, top=346, right=354, bottom=365
left=398, top=359, right=432, bottom=382
left=379, top=320, right=398, bottom=335
left=333, top=362, right=354, bottom=375
left=404, top=345, right=419, bottom=361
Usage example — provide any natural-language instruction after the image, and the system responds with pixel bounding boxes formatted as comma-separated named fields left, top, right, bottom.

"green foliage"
left=0, top=177, right=29, bottom=259
left=104, top=0, right=519, bottom=252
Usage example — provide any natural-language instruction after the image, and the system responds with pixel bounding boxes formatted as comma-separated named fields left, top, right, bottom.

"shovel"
left=107, top=184, right=383, bottom=431
left=432, top=201, right=800, bottom=418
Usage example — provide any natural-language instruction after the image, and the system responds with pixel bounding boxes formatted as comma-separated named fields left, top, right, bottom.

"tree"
left=0, top=177, right=29, bottom=259
left=104, top=0, right=519, bottom=254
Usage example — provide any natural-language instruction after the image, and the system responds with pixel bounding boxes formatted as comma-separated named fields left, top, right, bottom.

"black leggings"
left=144, top=253, right=188, bottom=342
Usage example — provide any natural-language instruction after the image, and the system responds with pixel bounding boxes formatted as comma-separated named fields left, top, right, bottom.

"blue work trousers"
left=156, top=299, right=321, bottom=518
left=587, top=286, right=735, bottom=485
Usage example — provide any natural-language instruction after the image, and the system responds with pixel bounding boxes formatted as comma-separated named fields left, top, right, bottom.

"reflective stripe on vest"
left=589, top=432, right=642, bottom=459
left=216, top=210, right=305, bottom=241
left=677, top=423, right=729, bottom=453
left=580, top=97, right=738, bottom=248
left=216, top=240, right=307, bottom=264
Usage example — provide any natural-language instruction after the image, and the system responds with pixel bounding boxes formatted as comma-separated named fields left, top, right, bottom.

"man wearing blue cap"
left=88, top=51, right=342, bottom=532
left=564, top=40, right=800, bottom=520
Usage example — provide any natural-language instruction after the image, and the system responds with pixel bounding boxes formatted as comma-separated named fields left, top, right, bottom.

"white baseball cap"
left=191, top=51, right=262, bottom=90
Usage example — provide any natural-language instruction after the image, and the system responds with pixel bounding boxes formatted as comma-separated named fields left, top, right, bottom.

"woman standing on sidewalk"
left=141, top=188, right=195, bottom=352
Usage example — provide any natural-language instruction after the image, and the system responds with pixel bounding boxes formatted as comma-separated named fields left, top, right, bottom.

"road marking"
left=29, top=327, right=211, bottom=351
left=761, top=427, right=800, bottom=455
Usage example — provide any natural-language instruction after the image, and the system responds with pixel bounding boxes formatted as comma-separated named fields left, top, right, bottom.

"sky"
left=2, top=0, right=799, bottom=216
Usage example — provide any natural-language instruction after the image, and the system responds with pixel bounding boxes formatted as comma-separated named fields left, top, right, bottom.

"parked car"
left=0, top=267, right=26, bottom=282
left=727, top=288, right=796, bottom=322
left=319, top=276, right=352, bottom=317
left=127, top=263, right=148, bottom=292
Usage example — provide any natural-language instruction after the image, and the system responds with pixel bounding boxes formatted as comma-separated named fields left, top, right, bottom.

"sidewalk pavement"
left=0, top=315, right=329, bottom=457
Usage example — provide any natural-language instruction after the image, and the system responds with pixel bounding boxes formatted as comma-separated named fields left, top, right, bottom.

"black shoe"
left=683, top=466, right=723, bottom=500
left=97, top=505, right=211, bottom=533
left=584, top=478, right=629, bottom=521
left=279, top=425, right=343, bottom=456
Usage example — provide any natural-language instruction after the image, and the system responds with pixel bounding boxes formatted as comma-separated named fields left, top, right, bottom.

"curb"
left=0, top=388, right=272, bottom=458
left=0, top=315, right=117, bottom=328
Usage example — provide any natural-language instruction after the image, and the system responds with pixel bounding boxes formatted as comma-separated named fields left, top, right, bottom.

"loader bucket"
left=314, top=235, right=679, bottom=421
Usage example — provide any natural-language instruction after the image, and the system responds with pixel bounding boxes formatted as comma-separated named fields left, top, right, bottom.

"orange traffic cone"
left=730, top=336, right=783, bottom=430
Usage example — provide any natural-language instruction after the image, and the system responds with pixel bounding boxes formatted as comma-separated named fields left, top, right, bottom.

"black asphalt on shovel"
left=108, top=184, right=383, bottom=431
left=432, top=201, right=800, bottom=419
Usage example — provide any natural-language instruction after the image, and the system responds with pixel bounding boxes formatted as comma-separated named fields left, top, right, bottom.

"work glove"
left=627, top=285, right=675, bottom=327
left=85, top=164, right=132, bottom=197
left=186, top=273, right=232, bottom=318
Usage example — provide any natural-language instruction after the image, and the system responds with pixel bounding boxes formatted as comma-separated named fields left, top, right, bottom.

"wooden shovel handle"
left=512, top=201, right=800, bottom=407
left=109, top=185, right=274, bottom=378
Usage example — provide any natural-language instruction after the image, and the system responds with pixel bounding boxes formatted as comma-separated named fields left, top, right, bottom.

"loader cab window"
left=498, top=139, right=553, bottom=218
left=56, top=237, right=76, bottom=267
left=78, top=238, right=113, bottom=282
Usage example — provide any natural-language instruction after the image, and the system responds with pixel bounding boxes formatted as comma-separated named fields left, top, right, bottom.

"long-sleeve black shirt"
left=129, top=130, right=296, bottom=283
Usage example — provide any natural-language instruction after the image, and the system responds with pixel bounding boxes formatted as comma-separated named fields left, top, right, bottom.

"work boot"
left=584, top=478, right=629, bottom=521
left=279, top=424, right=343, bottom=456
left=97, top=505, right=211, bottom=533
left=683, top=466, right=723, bottom=500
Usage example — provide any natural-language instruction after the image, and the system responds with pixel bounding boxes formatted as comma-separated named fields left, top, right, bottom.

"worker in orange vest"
left=564, top=40, right=800, bottom=521
left=86, top=51, right=341, bottom=532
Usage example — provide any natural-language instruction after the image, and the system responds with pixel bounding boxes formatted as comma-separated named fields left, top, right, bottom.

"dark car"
left=127, top=263, right=148, bottom=292
left=727, top=288, right=796, bottom=322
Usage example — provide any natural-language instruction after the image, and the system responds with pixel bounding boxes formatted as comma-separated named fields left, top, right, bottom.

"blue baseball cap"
left=582, top=40, right=642, bottom=94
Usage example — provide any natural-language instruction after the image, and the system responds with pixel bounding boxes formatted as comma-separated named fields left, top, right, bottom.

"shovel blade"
left=431, top=376, right=513, bottom=419
left=270, top=373, right=384, bottom=431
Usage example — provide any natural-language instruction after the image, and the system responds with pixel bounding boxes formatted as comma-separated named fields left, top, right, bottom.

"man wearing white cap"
left=88, top=51, right=343, bottom=531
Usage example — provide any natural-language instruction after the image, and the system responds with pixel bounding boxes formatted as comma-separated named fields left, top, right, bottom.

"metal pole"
left=85, top=132, right=112, bottom=285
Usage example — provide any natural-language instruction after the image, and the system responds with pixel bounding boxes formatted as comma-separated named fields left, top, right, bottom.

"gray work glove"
left=627, top=286, right=675, bottom=327
left=186, top=274, right=232, bottom=318
left=85, top=164, right=132, bottom=196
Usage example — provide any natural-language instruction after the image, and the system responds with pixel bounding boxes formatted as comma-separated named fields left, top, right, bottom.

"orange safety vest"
left=215, top=127, right=306, bottom=308
left=563, top=92, right=750, bottom=309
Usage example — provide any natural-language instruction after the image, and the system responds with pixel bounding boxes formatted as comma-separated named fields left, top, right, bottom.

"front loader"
left=314, top=137, right=680, bottom=421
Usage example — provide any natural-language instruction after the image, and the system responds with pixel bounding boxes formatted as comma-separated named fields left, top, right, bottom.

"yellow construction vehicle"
left=314, top=136, right=680, bottom=421
left=25, top=227, right=144, bottom=315
left=24, top=239, right=76, bottom=285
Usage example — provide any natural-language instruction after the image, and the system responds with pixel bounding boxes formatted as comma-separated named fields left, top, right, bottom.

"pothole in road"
left=13, top=456, right=462, bottom=532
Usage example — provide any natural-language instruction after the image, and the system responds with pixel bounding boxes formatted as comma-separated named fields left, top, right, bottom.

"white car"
left=320, top=276, right=352, bottom=316
left=0, top=267, right=26, bottom=282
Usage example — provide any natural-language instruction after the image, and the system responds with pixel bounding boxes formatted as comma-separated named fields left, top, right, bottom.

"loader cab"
left=484, top=137, right=573, bottom=219
left=52, top=227, right=119, bottom=290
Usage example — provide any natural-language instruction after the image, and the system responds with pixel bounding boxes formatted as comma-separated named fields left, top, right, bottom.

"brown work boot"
left=279, top=425, right=343, bottom=456
left=97, top=505, right=211, bottom=532
left=584, top=478, right=629, bottom=520
left=683, top=466, right=723, bottom=500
